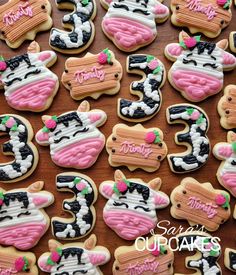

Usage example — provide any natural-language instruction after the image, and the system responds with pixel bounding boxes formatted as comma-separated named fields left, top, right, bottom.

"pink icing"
left=172, top=69, right=222, bottom=100
left=116, top=181, right=128, bottom=192
left=32, top=196, right=49, bottom=207
left=102, top=18, right=153, bottom=50
left=217, top=0, right=227, bottom=5
left=215, top=194, right=226, bottom=205
left=0, top=222, right=47, bottom=250
left=222, top=52, right=236, bottom=66
left=98, top=52, right=108, bottom=65
left=5, top=117, right=16, bottom=128
left=148, top=60, right=159, bottom=70
left=126, top=258, right=159, bottom=274
left=153, top=4, right=168, bottom=15
left=187, top=196, right=218, bottom=218
left=38, top=52, right=51, bottom=62
left=186, top=0, right=217, bottom=21
left=76, top=182, right=86, bottom=191
left=52, top=138, right=104, bottom=169
left=7, top=78, right=56, bottom=110
left=50, top=251, right=61, bottom=262
left=88, top=113, right=102, bottom=123
left=15, top=257, right=25, bottom=271
left=74, top=66, right=105, bottom=84
left=145, top=132, right=156, bottom=144
left=150, top=243, right=160, bottom=256
left=101, top=184, right=114, bottom=197
left=103, top=210, right=156, bottom=240
left=38, top=256, right=53, bottom=272
left=218, top=145, right=233, bottom=158
left=166, top=44, right=183, bottom=57
left=184, top=37, right=197, bottom=48
left=0, top=61, right=7, bottom=71
left=190, top=110, right=200, bottom=120
left=120, top=141, right=153, bottom=158
left=153, top=193, right=169, bottom=206
left=45, top=119, right=56, bottom=129
left=221, top=173, right=236, bottom=197
left=36, top=131, right=49, bottom=142
left=89, top=253, right=106, bottom=265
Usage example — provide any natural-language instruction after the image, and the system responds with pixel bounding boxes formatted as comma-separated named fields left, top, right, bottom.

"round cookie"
left=49, top=0, right=96, bottom=54
left=0, top=114, right=38, bottom=183
left=117, top=54, right=166, bottom=122
left=0, top=0, right=53, bottom=48
left=164, top=31, right=236, bottom=102
left=61, top=49, right=123, bottom=100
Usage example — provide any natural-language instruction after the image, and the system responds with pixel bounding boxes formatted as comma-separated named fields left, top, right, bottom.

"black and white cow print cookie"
left=52, top=172, right=97, bottom=240
left=166, top=104, right=210, bottom=173
left=225, top=248, right=236, bottom=272
left=230, top=32, right=236, bottom=53
left=0, top=114, right=38, bottom=183
left=49, top=0, right=96, bottom=54
left=118, top=54, right=166, bottom=122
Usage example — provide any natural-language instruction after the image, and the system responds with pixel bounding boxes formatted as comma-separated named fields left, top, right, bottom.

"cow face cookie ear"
left=165, top=43, right=183, bottom=61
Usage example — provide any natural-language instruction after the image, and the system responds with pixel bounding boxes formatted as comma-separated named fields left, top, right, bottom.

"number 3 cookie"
left=0, top=114, right=38, bottom=183
left=165, top=31, right=236, bottom=102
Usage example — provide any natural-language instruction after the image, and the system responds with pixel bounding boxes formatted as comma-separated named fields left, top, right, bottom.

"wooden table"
left=0, top=0, right=236, bottom=274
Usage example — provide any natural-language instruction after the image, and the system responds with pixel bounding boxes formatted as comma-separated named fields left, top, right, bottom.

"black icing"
left=119, top=54, right=163, bottom=120
left=229, top=251, right=236, bottom=271
left=50, top=0, right=94, bottom=50
left=189, top=41, right=216, bottom=55
left=5, top=54, right=31, bottom=71
left=168, top=105, right=210, bottom=173
left=52, top=175, right=94, bottom=239
left=50, top=112, right=83, bottom=132
left=120, top=181, right=150, bottom=200
left=233, top=33, right=236, bottom=48
left=0, top=192, right=29, bottom=210
left=57, top=247, right=84, bottom=265
left=0, top=116, right=34, bottom=182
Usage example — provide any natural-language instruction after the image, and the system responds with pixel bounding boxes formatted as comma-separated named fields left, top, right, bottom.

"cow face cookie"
left=0, top=0, right=52, bottom=48
left=99, top=170, right=169, bottom=240
left=113, top=236, right=174, bottom=274
left=36, top=101, right=107, bottom=169
left=170, top=177, right=231, bottom=231
left=0, top=41, right=58, bottom=112
left=118, top=54, right=166, bottom=122
left=52, top=172, right=97, bottom=240
left=177, top=232, right=222, bottom=275
left=170, top=0, right=232, bottom=38
left=213, top=131, right=236, bottom=198
left=166, top=104, right=210, bottom=173
left=38, top=235, right=110, bottom=274
left=0, top=114, right=38, bottom=183
left=230, top=32, right=236, bottom=53
left=0, top=181, right=54, bottom=250
left=106, top=124, right=167, bottom=172
left=0, top=246, right=38, bottom=274
left=49, top=0, right=96, bottom=54
left=101, top=0, right=169, bottom=52
left=165, top=31, right=236, bottom=102
left=218, top=85, right=236, bottom=129
left=61, top=49, right=122, bottom=100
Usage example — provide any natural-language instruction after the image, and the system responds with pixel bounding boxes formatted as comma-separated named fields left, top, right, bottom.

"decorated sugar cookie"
left=213, top=131, right=236, bottom=198
left=99, top=170, right=169, bottom=240
left=101, top=0, right=169, bottom=52
left=0, top=0, right=53, bottom=48
left=0, top=246, right=38, bottom=274
left=50, top=0, right=96, bottom=54
left=118, top=54, right=166, bottom=122
left=0, top=181, right=54, bottom=250
left=166, top=104, right=210, bottom=173
left=106, top=124, right=168, bottom=172
left=230, top=32, right=236, bottom=53
left=165, top=31, right=236, bottom=102
left=0, top=114, right=38, bottom=183
left=177, top=232, right=222, bottom=274
left=61, top=49, right=122, bottom=100
left=218, top=85, right=236, bottom=129
left=170, top=0, right=232, bottom=38
left=38, top=235, right=110, bottom=274
left=36, top=101, right=107, bottom=169
left=0, top=41, right=58, bottom=112
left=52, top=173, right=97, bottom=240
left=170, top=178, right=231, bottom=231
left=113, top=236, right=174, bottom=274
left=225, top=248, right=236, bottom=272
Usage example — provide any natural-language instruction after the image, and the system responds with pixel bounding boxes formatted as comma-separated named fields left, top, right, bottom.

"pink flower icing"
left=0, top=199, right=3, bottom=206
left=150, top=243, right=160, bottom=256
left=45, top=119, right=56, bottom=129
left=190, top=110, right=200, bottom=120
left=184, top=37, right=197, bottom=48
left=36, top=131, right=49, bottom=142
left=51, top=251, right=61, bottom=262
left=0, top=61, right=7, bottom=71
left=15, top=257, right=25, bottom=271
left=153, top=4, right=168, bottom=14
left=148, top=59, right=159, bottom=70
left=145, top=132, right=156, bottom=143
left=117, top=181, right=128, bottom=192
left=217, top=0, right=227, bottom=5
left=98, top=52, right=107, bottom=64
left=76, top=182, right=86, bottom=191
left=5, top=117, right=16, bottom=128
left=215, top=194, right=226, bottom=205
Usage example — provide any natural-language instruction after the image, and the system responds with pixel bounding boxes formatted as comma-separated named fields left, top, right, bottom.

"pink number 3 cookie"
left=165, top=31, right=236, bottom=102
left=36, top=101, right=107, bottom=169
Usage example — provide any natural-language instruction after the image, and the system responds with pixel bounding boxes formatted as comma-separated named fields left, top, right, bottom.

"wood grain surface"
left=0, top=0, right=236, bottom=274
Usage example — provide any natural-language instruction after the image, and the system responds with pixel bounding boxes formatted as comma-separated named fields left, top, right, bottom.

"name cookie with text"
left=170, top=0, right=232, bottom=38
left=170, top=178, right=231, bottom=231
left=166, top=104, right=210, bottom=173
left=100, top=0, right=169, bottom=52
left=99, top=170, right=169, bottom=240
left=176, top=231, right=222, bottom=275
left=113, top=236, right=174, bottom=274
left=0, top=181, right=54, bottom=250
left=38, top=235, right=110, bottom=274
left=106, top=124, right=168, bottom=172
left=61, top=49, right=122, bottom=100
left=118, top=54, right=166, bottom=122
left=36, top=101, right=107, bottom=169
left=165, top=31, right=236, bottom=102
left=0, top=41, right=59, bottom=112
left=49, top=0, right=96, bottom=54
left=218, top=85, right=236, bottom=129
left=0, top=0, right=52, bottom=48
left=0, top=114, right=38, bottom=183
left=0, top=246, right=38, bottom=274
left=52, top=172, right=97, bottom=240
